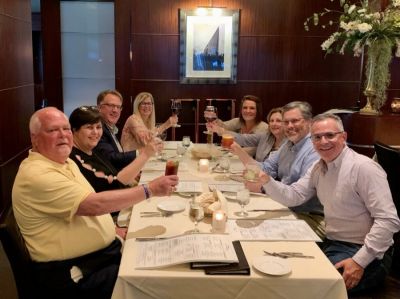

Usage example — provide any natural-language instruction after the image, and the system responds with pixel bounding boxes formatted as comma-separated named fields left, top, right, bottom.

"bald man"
left=12, top=107, right=178, bottom=299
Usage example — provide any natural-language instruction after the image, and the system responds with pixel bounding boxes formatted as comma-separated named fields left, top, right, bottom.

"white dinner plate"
left=157, top=200, right=186, bottom=213
left=253, top=256, right=291, bottom=276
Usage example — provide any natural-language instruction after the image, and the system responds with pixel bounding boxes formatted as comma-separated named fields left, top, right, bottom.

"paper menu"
left=175, top=181, right=203, bottom=193
left=208, top=183, right=243, bottom=193
left=135, top=234, right=238, bottom=269
left=227, top=219, right=321, bottom=242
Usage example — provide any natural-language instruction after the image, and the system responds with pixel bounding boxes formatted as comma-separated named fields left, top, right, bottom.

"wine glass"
left=182, top=136, right=191, bottom=149
left=236, top=186, right=250, bottom=217
left=189, top=201, right=204, bottom=233
left=171, top=100, right=182, bottom=128
left=204, top=105, right=217, bottom=135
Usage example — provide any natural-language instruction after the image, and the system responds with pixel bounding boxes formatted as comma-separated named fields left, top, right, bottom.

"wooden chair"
left=170, top=99, right=200, bottom=142
left=374, top=141, right=400, bottom=277
left=0, top=204, right=37, bottom=299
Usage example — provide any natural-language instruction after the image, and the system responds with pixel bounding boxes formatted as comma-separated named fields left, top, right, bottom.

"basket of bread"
left=195, top=189, right=228, bottom=216
left=191, top=144, right=223, bottom=159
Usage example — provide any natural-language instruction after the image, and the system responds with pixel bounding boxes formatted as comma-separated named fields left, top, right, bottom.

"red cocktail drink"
left=165, top=160, right=179, bottom=175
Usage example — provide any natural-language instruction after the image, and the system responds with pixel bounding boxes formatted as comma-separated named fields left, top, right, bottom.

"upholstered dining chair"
left=0, top=203, right=37, bottom=299
left=374, top=141, right=400, bottom=276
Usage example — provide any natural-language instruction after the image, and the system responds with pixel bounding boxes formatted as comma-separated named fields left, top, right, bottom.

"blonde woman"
left=121, top=92, right=178, bottom=151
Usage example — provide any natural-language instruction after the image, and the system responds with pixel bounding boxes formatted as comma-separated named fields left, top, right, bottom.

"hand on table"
left=335, top=258, right=364, bottom=290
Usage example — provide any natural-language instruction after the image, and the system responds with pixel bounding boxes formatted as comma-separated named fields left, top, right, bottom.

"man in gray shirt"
left=248, top=113, right=400, bottom=294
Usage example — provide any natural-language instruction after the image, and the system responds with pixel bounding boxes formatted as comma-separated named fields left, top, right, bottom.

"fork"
left=263, top=250, right=314, bottom=259
left=140, top=211, right=173, bottom=217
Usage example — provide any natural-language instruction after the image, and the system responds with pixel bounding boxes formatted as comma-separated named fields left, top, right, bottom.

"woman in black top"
left=69, top=106, right=161, bottom=192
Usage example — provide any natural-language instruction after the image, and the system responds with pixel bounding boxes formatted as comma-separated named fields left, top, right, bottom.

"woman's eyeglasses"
left=139, top=102, right=153, bottom=106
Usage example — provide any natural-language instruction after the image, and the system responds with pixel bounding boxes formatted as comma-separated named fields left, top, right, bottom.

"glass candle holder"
left=212, top=210, right=227, bottom=233
left=198, top=159, right=209, bottom=172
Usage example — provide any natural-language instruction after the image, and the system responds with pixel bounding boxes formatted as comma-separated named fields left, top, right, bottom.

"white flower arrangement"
left=305, top=0, right=400, bottom=111
left=305, top=0, right=400, bottom=57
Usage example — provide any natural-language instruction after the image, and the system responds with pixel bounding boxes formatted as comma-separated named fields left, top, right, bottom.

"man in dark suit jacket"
left=95, top=89, right=136, bottom=171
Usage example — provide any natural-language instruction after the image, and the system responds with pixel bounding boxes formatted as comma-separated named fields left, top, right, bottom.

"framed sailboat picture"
left=179, top=8, right=240, bottom=84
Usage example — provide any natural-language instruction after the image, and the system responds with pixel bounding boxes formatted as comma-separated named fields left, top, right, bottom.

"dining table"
left=112, top=142, right=348, bottom=299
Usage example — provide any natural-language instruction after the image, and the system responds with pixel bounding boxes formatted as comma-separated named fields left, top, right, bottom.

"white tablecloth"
left=112, top=144, right=347, bottom=299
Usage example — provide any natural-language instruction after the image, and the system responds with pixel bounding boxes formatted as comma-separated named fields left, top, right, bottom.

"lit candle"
left=212, top=210, right=226, bottom=233
left=198, top=159, right=209, bottom=172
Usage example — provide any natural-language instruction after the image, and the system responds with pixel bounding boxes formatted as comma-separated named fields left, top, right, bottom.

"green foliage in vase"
left=365, top=40, right=393, bottom=109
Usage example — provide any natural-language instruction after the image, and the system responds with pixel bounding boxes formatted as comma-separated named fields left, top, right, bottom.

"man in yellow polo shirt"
left=12, top=107, right=178, bottom=299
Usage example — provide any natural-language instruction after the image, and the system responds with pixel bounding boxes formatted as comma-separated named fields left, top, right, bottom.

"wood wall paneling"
left=0, top=0, right=34, bottom=216
left=121, top=0, right=370, bottom=137
left=0, top=15, right=34, bottom=89
left=115, top=0, right=131, bottom=106
left=0, top=87, right=34, bottom=161
left=40, top=0, right=63, bottom=110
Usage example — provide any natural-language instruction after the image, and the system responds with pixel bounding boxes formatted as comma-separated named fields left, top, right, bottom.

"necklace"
left=75, top=154, right=117, bottom=184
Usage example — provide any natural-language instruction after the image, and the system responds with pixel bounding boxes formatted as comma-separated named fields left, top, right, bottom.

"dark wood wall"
left=0, top=0, right=34, bottom=216
left=116, top=0, right=399, bottom=139
left=1, top=0, right=400, bottom=213
left=39, top=0, right=400, bottom=132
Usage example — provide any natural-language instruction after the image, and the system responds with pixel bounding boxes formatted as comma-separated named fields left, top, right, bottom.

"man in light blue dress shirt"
left=259, top=101, right=322, bottom=214
left=232, top=101, right=323, bottom=217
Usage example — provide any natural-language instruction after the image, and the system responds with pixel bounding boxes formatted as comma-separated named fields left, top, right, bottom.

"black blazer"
left=94, top=121, right=136, bottom=171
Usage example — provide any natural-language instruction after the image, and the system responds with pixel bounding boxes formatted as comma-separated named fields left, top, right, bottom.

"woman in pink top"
left=121, top=92, right=178, bottom=151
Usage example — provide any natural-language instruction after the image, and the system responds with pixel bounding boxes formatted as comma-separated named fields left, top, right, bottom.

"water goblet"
left=219, top=157, right=230, bottom=173
left=153, top=128, right=167, bottom=160
left=243, top=161, right=261, bottom=182
left=189, top=201, right=204, bottom=233
left=182, top=136, right=191, bottom=149
left=176, top=144, right=186, bottom=158
left=236, top=186, right=250, bottom=217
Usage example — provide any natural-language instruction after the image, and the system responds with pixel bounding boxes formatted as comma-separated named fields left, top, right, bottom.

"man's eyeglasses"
left=100, top=103, right=123, bottom=110
left=311, top=131, right=343, bottom=142
left=283, top=118, right=304, bottom=126
left=79, top=106, right=98, bottom=111
left=139, top=102, right=153, bottom=106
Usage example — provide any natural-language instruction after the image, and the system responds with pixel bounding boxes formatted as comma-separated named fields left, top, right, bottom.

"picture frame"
left=179, top=8, right=240, bottom=84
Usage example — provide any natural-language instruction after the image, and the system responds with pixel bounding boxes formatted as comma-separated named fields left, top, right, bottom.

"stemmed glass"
left=154, top=128, right=167, bottom=160
left=171, top=100, right=182, bottom=128
left=204, top=106, right=217, bottom=132
left=218, top=157, right=230, bottom=180
left=243, top=162, right=261, bottom=182
left=204, top=106, right=217, bottom=144
left=176, top=144, right=186, bottom=158
left=182, top=136, right=191, bottom=149
left=189, top=201, right=204, bottom=233
left=236, top=185, right=250, bottom=217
